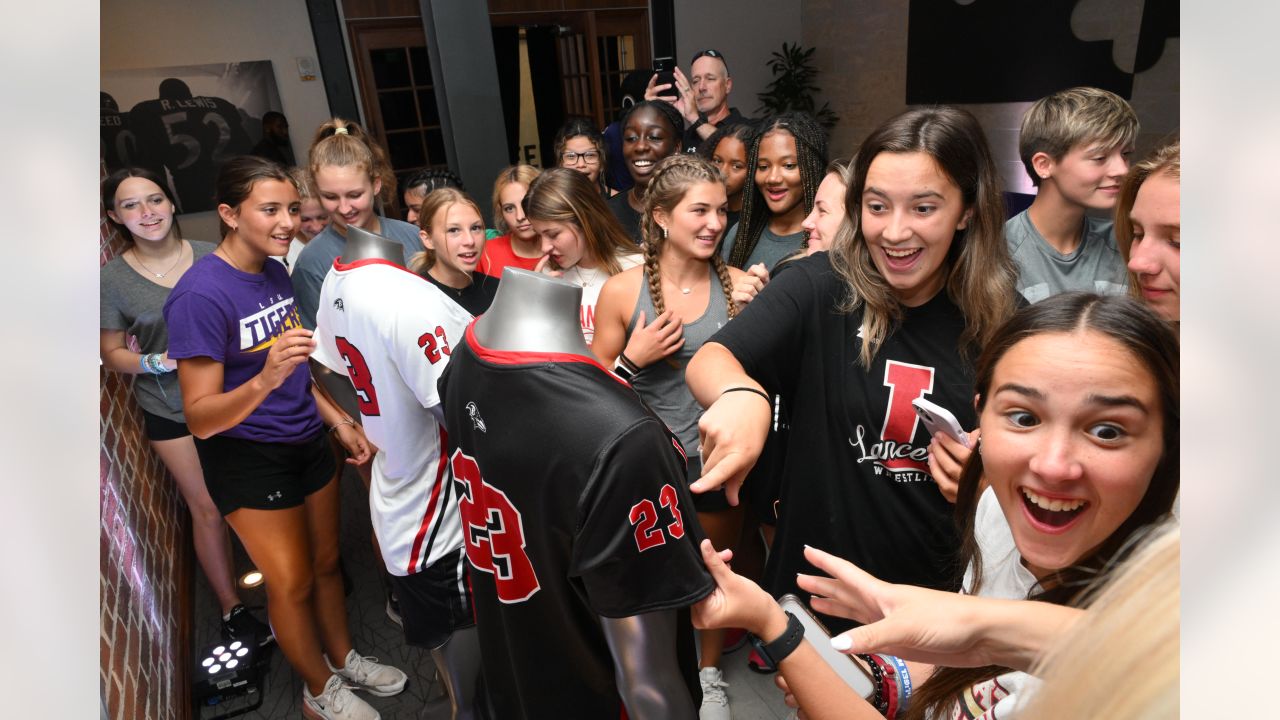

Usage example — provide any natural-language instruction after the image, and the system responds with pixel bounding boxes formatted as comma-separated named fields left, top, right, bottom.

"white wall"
left=102, top=0, right=331, bottom=240
left=673, top=0, right=803, bottom=119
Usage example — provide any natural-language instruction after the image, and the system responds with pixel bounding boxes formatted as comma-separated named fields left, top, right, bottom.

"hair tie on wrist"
left=720, top=386, right=771, bottom=407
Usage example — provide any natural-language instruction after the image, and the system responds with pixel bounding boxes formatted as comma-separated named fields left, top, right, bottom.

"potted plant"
left=756, top=41, right=838, bottom=129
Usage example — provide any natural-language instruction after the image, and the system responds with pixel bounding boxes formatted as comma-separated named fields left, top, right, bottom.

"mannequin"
left=313, top=224, right=483, bottom=720
left=447, top=267, right=706, bottom=720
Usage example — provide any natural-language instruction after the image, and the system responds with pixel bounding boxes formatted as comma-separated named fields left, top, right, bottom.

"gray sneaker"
left=327, top=649, right=408, bottom=697
left=699, top=666, right=732, bottom=720
left=303, top=674, right=380, bottom=720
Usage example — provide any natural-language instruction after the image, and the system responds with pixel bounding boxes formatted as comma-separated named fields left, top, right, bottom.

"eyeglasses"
left=562, top=150, right=600, bottom=165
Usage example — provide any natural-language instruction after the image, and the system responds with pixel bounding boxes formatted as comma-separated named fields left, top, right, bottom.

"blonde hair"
left=491, top=164, right=541, bottom=233
left=1019, top=87, right=1139, bottom=187
left=408, top=188, right=484, bottom=274
left=830, top=107, right=1018, bottom=369
left=288, top=166, right=318, bottom=201
left=1019, top=523, right=1179, bottom=719
left=639, top=154, right=738, bottom=319
left=523, top=167, right=636, bottom=276
left=308, top=118, right=397, bottom=203
left=1115, top=138, right=1180, bottom=301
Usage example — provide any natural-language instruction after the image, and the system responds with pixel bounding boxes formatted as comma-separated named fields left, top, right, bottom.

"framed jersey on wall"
left=102, top=60, right=284, bottom=213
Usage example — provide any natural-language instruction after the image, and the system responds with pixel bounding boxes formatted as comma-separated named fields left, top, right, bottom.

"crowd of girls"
left=101, top=94, right=1181, bottom=719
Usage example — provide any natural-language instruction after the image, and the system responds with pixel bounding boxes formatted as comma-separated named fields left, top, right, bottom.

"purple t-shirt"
left=163, top=253, right=322, bottom=443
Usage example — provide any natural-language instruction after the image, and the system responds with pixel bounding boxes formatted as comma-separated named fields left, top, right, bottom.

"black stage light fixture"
left=192, top=639, right=264, bottom=718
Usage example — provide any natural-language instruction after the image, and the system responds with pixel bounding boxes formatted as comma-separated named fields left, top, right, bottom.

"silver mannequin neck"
left=339, top=224, right=406, bottom=265
left=473, top=268, right=590, bottom=357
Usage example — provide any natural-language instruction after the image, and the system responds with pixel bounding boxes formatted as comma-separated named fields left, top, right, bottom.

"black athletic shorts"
left=387, top=548, right=476, bottom=649
left=194, top=431, right=335, bottom=516
left=142, top=409, right=191, bottom=442
left=687, top=456, right=731, bottom=513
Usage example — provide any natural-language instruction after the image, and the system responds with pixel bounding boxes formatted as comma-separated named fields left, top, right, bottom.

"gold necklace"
left=131, top=241, right=186, bottom=279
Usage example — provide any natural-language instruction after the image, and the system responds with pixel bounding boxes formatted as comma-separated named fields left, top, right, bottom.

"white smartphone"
left=911, top=397, right=970, bottom=448
left=777, top=594, right=875, bottom=700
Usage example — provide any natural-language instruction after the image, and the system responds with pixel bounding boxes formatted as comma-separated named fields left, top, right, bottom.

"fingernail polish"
left=831, top=635, right=852, bottom=651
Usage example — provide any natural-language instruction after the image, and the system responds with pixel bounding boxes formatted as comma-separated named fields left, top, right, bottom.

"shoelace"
left=701, top=676, right=729, bottom=705
left=316, top=679, right=359, bottom=713
left=345, top=654, right=383, bottom=684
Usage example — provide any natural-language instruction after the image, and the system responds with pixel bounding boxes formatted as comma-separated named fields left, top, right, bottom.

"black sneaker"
left=222, top=604, right=274, bottom=648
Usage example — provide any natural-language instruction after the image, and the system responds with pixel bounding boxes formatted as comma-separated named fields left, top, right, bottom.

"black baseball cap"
left=690, top=49, right=729, bottom=74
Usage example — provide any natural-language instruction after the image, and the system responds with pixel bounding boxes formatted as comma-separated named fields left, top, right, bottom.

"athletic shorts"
left=687, top=456, right=731, bottom=513
left=387, top=548, right=476, bottom=649
left=194, top=431, right=335, bottom=516
left=142, top=409, right=191, bottom=442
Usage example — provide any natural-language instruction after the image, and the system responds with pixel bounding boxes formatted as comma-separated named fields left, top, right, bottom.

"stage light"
left=193, top=637, right=264, bottom=716
left=238, top=570, right=264, bottom=588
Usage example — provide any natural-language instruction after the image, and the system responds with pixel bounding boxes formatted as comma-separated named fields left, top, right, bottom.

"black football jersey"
left=439, top=323, right=714, bottom=720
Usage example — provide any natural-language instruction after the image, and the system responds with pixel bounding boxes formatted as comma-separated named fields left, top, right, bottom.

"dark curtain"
left=524, top=26, right=566, bottom=168
left=491, top=26, right=521, bottom=164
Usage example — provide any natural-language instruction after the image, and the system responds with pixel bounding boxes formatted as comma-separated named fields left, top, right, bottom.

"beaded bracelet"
left=855, top=653, right=889, bottom=716
left=139, top=353, right=168, bottom=375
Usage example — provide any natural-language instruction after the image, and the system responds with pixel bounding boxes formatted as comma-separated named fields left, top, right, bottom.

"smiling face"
left=298, top=198, right=330, bottom=241
left=1126, top=171, right=1180, bottom=322
left=560, top=136, right=602, bottom=185
left=1038, top=141, right=1133, bottom=211
left=861, top=151, right=970, bottom=306
left=223, top=179, right=301, bottom=258
left=802, top=172, right=848, bottom=254
left=754, top=129, right=803, bottom=217
left=109, top=177, right=177, bottom=244
left=532, top=218, right=591, bottom=269
left=313, top=164, right=382, bottom=231
left=623, top=106, right=679, bottom=189
left=654, top=181, right=728, bottom=261
left=710, top=136, right=748, bottom=199
left=690, top=55, right=732, bottom=116
left=498, top=182, right=536, bottom=242
left=421, top=202, right=486, bottom=286
left=981, top=330, right=1163, bottom=580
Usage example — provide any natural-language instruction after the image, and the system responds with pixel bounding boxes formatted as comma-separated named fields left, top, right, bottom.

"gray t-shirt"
left=1006, top=209, right=1128, bottom=304
left=290, top=217, right=424, bottom=329
left=626, top=266, right=731, bottom=451
left=99, top=240, right=216, bottom=421
left=719, top=222, right=806, bottom=272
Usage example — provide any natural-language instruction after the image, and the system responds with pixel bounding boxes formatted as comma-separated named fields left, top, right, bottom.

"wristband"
left=618, top=352, right=641, bottom=373
left=882, top=654, right=912, bottom=714
left=720, top=386, right=771, bottom=408
left=749, top=611, right=804, bottom=667
left=856, top=653, right=889, bottom=716
left=140, top=353, right=167, bottom=375
left=612, top=358, right=634, bottom=382
left=329, top=418, right=356, bottom=434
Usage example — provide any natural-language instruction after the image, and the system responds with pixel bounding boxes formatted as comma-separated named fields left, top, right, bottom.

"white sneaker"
left=327, top=649, right=408, bottom=697
left=303, top=674, right=380, bottom=720
left=699, top=666, right=732, bottom=720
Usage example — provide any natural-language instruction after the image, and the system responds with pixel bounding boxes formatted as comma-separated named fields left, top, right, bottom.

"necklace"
left=216, top=246, right=247, bottom=273
left=569, top=265, right=598, bottom=289
left=132, top=241, right=186, bottom=278
left=662, top=272, right=703, bottom=295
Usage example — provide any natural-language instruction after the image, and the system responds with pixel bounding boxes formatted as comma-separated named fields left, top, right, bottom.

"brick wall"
left=99, top=176, right=193, bottom=720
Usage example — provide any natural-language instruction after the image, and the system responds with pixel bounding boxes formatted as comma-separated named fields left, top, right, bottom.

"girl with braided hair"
left=606, top=100, right=685, bottom=243
left=524, top=167, right=642, bottom=343
left=721, top=112, right=828, bottom=272
left=592, top=154, right=748, bottom=715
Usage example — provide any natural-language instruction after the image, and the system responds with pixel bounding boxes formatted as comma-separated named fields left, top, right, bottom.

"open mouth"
left=1021, top=487, right=1087, bottom=529
left=630, top=159, right=655, bottom=174
left=880, top=246, right=922, bottom=270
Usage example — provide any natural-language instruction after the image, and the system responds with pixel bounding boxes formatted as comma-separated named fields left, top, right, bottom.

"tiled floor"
left=194, top=467, right=792, bottom=719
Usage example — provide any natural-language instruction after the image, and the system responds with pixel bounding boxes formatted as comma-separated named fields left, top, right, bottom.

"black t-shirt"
left=422, top=271, right=498, bottom=316
left=127, top=96, right=253, bottom=212
left=711, top=253, right=976, bottom=632
left=605, top=191, right=644, bottom=246
left=439, top=326, right=713, bottom=719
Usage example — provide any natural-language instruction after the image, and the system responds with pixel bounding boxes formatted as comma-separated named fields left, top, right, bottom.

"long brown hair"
left=102, top=167, right=184, bottom=242
left=408, top=188, right=483, bottom=275
left=522, top=167, right=636, bottom=275
left=908, top=293, right=1180, bottom=720
left=830, top=106, right=1018, bottom=368
left=639, top=154, right=738, bottom=319
left=213, top=156, right=296, bottom=238
left=1115, top=137, right=1180, bottom=301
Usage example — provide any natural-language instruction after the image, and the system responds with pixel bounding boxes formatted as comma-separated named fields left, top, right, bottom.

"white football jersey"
left=314, top=257, right=474, bottom=576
